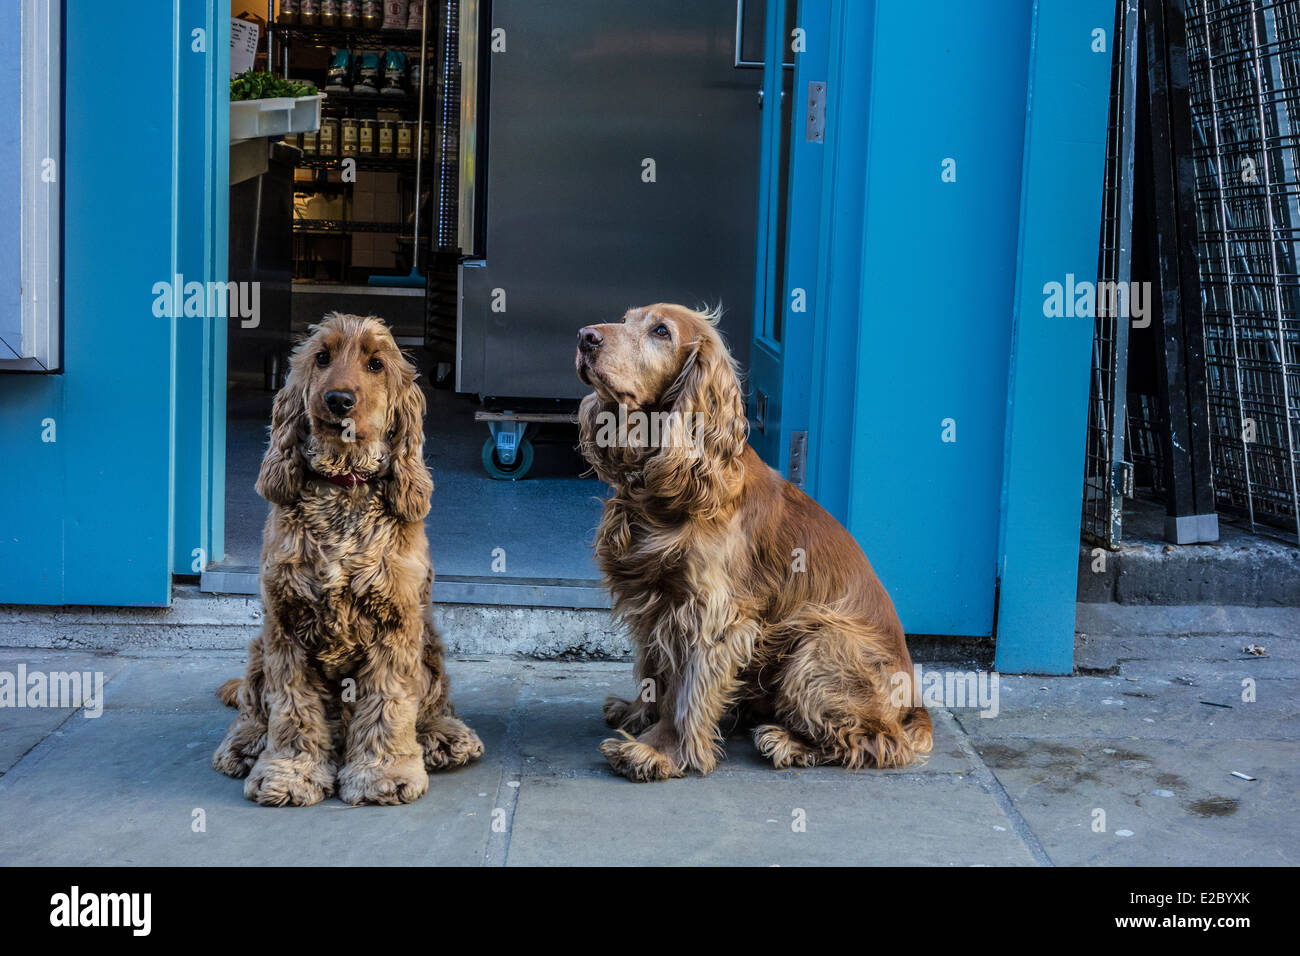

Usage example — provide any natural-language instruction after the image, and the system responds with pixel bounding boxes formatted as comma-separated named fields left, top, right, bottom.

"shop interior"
left=219, top=1, right=605, bottom=600
left=215, top=2, right=765, bottom=602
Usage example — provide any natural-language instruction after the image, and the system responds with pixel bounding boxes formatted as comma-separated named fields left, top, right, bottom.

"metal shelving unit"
left=269, top=7, right=434, bottom=283
left=296, top=155, right=425, bottom=173
left=270, top=23, right=426, bottom=53
left=292, top=218, right=411, bottom=234
left=318, top=91, right=419, bottom=111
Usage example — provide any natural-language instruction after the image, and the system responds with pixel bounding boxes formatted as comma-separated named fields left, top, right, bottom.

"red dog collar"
left=308, top=469, right=377, bottom=488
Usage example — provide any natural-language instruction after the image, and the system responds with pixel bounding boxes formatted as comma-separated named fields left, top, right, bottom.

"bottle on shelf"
left=319, top=117, right=339, bottom=157
left=341, top=118, right=360, bottom=156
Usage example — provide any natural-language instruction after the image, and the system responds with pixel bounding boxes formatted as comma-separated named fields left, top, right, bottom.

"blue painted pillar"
left=0, top=1, right=226, bottom=605
left=995, top=1, right=1113, bottom=673
left=0, top=2, right=179, bottom=605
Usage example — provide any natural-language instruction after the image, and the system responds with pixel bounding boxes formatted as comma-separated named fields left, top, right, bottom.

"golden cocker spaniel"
left=576, top=304, right=932, bottom=781
left=213, top=312, right=482, bottom=806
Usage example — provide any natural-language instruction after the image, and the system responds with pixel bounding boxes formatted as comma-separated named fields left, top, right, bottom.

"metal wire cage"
left=1186, top=0, right=1300, bottom=542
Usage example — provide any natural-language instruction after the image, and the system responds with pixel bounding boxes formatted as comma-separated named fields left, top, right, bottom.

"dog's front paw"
left=213, top=737, right=260, bottom=779
left=419, top=717, right=484, bottom=771
left=753, top=724, right=820, bottom=769
left=338, top=755, right=429, bottom=806
left=602, top=695, right=654, bottom=733
left=243, top=753, right=335, bottom=807
left=212, top=718, right=267, bottom=779
left=600, top=731, right=681, bottom=782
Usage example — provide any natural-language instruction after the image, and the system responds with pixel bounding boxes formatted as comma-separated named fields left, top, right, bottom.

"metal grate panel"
left=1186, top=0, right=1300, bottom=541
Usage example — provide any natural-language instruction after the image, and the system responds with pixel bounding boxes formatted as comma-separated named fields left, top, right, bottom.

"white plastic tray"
left=230, top=93, right=324, bottom=142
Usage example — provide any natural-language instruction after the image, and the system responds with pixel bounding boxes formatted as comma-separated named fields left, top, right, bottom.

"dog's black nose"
left=578, top=327, right=603, bottom=353
left=324, top=390, right=356, bottom=416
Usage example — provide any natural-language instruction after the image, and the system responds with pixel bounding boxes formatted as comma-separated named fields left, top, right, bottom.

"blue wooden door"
left=840, top=1, right=1036, bottom=636
left=759, top=0, right=1036, bottom=638
left=788, top=0, right=1112, bottom=654
left=750, top=1, right=1029, bottom=635
left=749, top=0, right=1111, bottom=647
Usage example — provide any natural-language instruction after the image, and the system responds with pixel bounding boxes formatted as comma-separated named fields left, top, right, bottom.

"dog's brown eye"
left=316, top=350, right=330, bottom=367
left=367, top=357, right=384, bottom=373
left=652, top=324, right=670, bottom=339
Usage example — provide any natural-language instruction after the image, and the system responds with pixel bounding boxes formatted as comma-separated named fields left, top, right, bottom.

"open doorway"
left=208, top=1, right=765, bottom=604
left=215, top=1, right=606, bottom=603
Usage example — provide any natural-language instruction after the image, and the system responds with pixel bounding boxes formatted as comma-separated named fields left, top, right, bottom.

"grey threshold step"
left=1076, top=538, right=1300, bottom=606
left=200, top=565, right=611, bottom=610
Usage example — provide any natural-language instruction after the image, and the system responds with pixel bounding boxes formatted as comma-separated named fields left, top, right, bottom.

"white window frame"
left=2, top=0, right=61, bottom=371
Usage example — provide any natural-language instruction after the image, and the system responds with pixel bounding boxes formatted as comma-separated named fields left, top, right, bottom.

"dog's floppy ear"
left=256, top=365, right=310, bottom=506
left=660, top=321, right=748, bottom=460
left=644, top=318, right=748, bottom=513
left=385, top=354, right=433, bottom=523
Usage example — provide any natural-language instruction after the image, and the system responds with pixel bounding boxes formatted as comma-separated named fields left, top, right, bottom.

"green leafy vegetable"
left=230, top=70, right=318, bottom=101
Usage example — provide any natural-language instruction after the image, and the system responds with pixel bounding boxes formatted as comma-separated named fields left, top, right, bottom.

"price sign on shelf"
left=231, top=18, right=260, bottom=77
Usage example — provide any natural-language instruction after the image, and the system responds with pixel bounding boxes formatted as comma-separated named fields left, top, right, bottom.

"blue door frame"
left=757, top=0, right=1112, bottom=672
left=995, top=0, right=1114, bottom=672
left=748, top=0, right=828, bottom=475
left=175, top=1, right=231, bottom=576
left=0, top=1, right=227, bottom=605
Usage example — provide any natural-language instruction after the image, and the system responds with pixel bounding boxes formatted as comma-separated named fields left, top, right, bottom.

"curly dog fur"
left=213, top=312, right=482, bottom=806
left=576, top=304, right=932, bottom=781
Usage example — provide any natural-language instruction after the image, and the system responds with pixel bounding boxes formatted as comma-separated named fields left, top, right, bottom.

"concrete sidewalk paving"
left=0, top=606, right=1296, bottom=866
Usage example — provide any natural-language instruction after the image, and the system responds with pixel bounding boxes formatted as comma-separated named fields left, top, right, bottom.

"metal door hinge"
left=806, top=82, right=826, bottom=142
left=789, top=430, right=808, bottom=488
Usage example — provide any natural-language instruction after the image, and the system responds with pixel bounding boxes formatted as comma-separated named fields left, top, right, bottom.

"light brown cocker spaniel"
left=213, top=312, right=482, bottom=806
left=576, top=303, right=932, bottom=781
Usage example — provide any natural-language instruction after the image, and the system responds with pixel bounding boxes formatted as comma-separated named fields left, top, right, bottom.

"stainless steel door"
left=458, top=0, right=764, bottom=399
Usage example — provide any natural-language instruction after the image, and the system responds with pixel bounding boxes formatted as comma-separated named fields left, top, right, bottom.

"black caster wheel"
left=482, top=435, right=534, bottom=480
